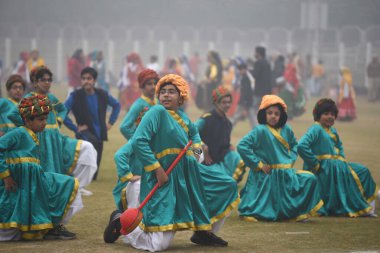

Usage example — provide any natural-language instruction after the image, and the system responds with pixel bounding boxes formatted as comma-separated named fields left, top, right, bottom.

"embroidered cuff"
left=120, top=172, right=133, bottom=183
left=144, top=162, right=161, bottom=172
left=0, top=169, right=10, bottom=179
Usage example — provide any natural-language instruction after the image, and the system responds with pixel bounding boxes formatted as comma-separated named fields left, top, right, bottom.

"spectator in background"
left=27, top=49, right=45, bottom=73
left=231, top=62, right=256, bottom=128
left=366, top=56, right=380, bottom=102
left=117, top=52, right=144, bottom=111
left=147, top=55, right=161, bottom=74
left=311, top=59, right=325, bottom=97
left=189, top=52, right=201, bottom=83
left=67, top=49, right=85, bottom=94
left=93, top=51, right=109, bottom=92
left=12, top=51, right=30, bottom=84
left=253, top=46, right=272, bottom=107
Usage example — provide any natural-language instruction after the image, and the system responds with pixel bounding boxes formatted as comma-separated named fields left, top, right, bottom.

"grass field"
left=1, top=85, right=380, bottom=253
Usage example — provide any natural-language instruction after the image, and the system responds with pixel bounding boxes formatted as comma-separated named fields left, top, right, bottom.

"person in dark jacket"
left=253, top=46, right=272, bottom=105
left=64, top=67, right=120, bottom=180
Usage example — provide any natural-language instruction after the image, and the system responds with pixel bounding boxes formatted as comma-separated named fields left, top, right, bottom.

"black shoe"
left=44, top=224, right=76, bottom=240
left=103, top=210, right=122, bottom=243
left=190, top=231, right=228, bottom=247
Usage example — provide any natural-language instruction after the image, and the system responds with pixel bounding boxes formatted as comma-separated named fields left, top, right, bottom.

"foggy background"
left=1, top=0, right=380, bottom=88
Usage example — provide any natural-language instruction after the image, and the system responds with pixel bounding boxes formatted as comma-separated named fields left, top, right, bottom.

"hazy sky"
left=0, top=0, right=379, bottom=29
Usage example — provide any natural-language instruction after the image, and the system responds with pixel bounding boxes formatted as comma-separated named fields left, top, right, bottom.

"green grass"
left=1, top=85, right=380, bottom=252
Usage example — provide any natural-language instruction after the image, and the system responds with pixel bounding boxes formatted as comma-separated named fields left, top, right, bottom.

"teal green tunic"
left=0, top=127, right=79, bottom=240
left=8, top=92, right=81, bottom=175
left=132, top=105, right=211, bottom=232
left=298, top=123, right=378, bottom=217
left=237, top=124, right=323, bottom=221
left=195, top=115, right=246, bottom=182
left=0, top=98, right=18, bottom=134
left=113, top=140, right=142, bottom=211
left=120, top=95, right=156, bottom=140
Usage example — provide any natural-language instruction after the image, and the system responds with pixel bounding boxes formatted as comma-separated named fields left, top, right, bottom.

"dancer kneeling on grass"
left=0, top=95, right=82, bottom=241
left=104, top=74, right=239, bottom=251
left=298, top=98, right=379, bottom=217
left=8, top=66, right=97, bottom=195
left=237, top=95, right=323, bottom=222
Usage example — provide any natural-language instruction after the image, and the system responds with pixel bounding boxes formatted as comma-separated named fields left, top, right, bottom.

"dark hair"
left=35, top=68, right=53, bottom=83
left=6, top=74, right=26, bottom=91
left=81, top=67, right=98, bottom=80
left=158, top=82, right=180, bottom=94
left=255, top=46, right=266, bottom=58
left=257, top=103, right=287, bottom=128
left=313, top=98, right=338, bottom=121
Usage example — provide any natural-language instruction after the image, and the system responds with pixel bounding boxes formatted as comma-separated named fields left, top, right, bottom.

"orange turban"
left=155, top=74, right=190, bottom=101
left=138, top=69, right=159, bottom=88
left=258, top=95, right=287, bottom=112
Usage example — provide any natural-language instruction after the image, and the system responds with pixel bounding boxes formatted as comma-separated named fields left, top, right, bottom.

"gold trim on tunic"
left=266, top=125, right=290, bottom=151
left=66, top=140, right=82, bottom=175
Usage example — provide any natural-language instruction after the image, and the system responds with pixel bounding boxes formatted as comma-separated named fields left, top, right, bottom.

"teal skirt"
left=139, top=154, right=211, bottom=232
left=239, top=168, right=323, bottom=221
left=316, top=159, right=374, bottom=217
left=198, top=162, right=240, bottom=223
left=0, top=162, right=78, bottom=239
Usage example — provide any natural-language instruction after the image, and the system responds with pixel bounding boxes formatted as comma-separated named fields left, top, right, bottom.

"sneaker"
left=103, top=210, right=122, bottom=243
left=190, top=231, right=228, bottom=247
left=80, top=188, right=93, bottom=196
left=44, top=224, right=76, bottom=240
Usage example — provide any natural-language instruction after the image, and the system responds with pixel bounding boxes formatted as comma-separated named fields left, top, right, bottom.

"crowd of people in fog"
left=0, top=45, right=379, bottom=252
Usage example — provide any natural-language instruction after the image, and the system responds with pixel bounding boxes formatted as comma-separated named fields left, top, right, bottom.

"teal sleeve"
left=114, top=143, right=133, bottom=182
left=237, top=128, right=264, bottom=170
left=194, top=118, right=205, bottom=132
left=49, top=94, right=67, bottom=125
left=7, top=106, right=24, bottom=127
left=0, top=131, right=18, bottom=179
left=120, top=102, right=144, bottom=140
left=287, top=126, right=299, bottom=164
left=131, top=107, right=162, bottom=172
left=188, top=120, right=202, bottom=146
left=297, top=127, right=320, bottom=170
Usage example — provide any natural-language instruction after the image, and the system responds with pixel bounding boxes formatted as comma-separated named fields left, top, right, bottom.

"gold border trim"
left=140, top=221, right=212, bottom=232
left=66, top=140, right=82, bottom=175
left=120, top=172, right=133, bottom=183
left=168, top=110, right=188, bottom=133
left=210, top=197, right=240, bottom=223
left=233, top=160, right=245, bottom=180
left=144, top=161, right=161, bottom=172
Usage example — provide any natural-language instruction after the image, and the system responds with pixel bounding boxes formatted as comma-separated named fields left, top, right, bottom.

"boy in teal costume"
left=0, top=95, right=82, bottom=240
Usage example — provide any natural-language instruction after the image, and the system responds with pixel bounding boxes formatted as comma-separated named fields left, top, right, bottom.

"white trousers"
left=122, top=215, right=227, bottom=252
left=125, top=179, right=141, bottom=208
left=123, top=226, right=175, bottom=252
left=71, top=140, right=97, bottom=189
left=0, top=191, right=83, bottom=241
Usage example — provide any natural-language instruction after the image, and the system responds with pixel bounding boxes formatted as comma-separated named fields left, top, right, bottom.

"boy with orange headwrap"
left=104, top=74, right=238, bottom=251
